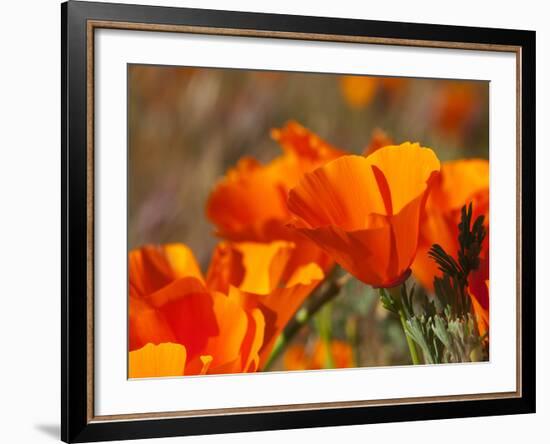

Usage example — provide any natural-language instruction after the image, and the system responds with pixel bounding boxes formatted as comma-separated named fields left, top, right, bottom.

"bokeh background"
left=128, top=64, right=489, bottom=370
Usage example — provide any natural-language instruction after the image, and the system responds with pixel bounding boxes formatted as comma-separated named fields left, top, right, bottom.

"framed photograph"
left=61, top=1, right=536, bottom=442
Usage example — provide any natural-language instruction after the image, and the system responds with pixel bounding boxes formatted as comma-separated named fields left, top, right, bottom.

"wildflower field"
left=128, top=65, right=489, bottom=377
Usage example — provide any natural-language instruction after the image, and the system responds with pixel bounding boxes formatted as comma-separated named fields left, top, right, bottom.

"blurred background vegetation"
left=128, top=64, right=489, bottom=370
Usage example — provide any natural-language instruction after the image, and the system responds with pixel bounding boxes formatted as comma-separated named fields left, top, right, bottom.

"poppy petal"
left=129, top=244, right=204, bottom=298
left=233, top=241, right=294, bottom=295
left=203, top=291, right=250, bottom=369
left=129, top=296, right=175, bottom=351
left=129, top=343, right=187, bottom=379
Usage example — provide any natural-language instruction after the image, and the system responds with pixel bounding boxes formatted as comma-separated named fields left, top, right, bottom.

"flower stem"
left=263, top=269, right=351, bottom=371
left=398, top=309, right=421, bottom=365
left=387, top=285, right=420, bottom=365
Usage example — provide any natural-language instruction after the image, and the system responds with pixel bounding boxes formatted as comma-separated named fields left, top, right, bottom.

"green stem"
left=398, top=309, right=420, bottom=365
left=387, top=285, right=420, bottom=365
left=263, top=270, right=351, bottom=371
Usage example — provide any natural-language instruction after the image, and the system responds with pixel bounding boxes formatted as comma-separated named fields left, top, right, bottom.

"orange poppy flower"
left=129, top=243, right=209, bottom=353
left=284, top=340, right=353, bottom=370
left=129, top=240, right=323, bottom=377
left=206, top=121, right=345, bottom=274
left=411, top=159, right=489, bottom=292
left=432, top=81, right=482, bottom=136
left=287, top=143, right=441, bottom=288
left=340, top=76, right=378, bottom=108
left=129, top=243, right=263, bottom=376
left=340, top=76, right=407, bottom=109
left=208, top=241, right=324, bottom=367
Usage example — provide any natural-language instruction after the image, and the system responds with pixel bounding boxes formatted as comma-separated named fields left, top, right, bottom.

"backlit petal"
left=129, top=343, right=187, bottom=379
left=233, top=241, right=293, bottom=294
left=365, top=143, right=441, bottom=215
left=288, top=155, right=387, bottom=230
left=203, top=291, right=250, bottom=369
left=205, top=242, right=245, bottom=293
left=129, top=244, right=204, bottom=298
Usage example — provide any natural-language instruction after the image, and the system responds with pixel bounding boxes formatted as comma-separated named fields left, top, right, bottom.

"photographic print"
left=62, top=4, right=535, bottom=440
left=127, top=65, right=490, bottom=378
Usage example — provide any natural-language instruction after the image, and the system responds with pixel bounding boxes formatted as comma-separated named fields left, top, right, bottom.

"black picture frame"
left=62, top=1, right=536, bottom=442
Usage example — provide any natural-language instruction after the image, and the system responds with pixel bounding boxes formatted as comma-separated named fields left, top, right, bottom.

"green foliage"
left=429, top=203, right=486, bottom=317
left=379, top=288, right=399, bottom=314
left=379, top=202, right=488, bottom=364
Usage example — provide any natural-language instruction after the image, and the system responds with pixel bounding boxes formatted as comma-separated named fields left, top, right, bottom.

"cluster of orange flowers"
left=129, top=121, right=489, bottom=377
